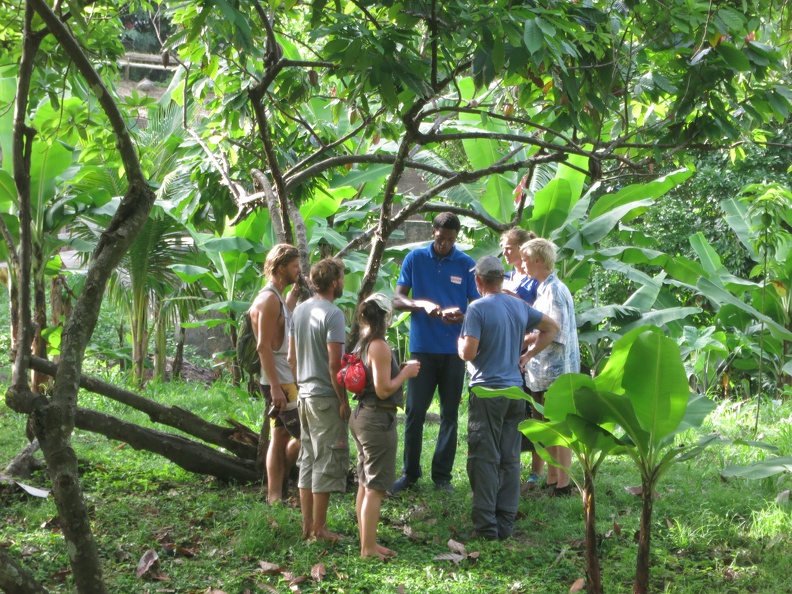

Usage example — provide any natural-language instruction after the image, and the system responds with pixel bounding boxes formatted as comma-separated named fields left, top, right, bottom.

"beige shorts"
left=297, top=396, right=349, bottom=493
left=350, top=404, right=398, bottom=493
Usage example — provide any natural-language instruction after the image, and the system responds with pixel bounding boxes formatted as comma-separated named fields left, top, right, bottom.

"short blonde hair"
left=520, top=238, right=557, bottom=271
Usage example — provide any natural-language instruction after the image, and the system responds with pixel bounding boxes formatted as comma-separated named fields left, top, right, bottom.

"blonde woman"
left=521, top=238, right=581, bottom=496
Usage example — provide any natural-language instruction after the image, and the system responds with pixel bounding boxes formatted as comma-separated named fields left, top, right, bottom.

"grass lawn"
left=2, top=375, right=792, bottom=593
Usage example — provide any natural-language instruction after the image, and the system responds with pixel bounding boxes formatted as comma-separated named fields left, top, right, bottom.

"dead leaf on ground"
left=553, top=546, right=569, bottom=565
left=258, top=584, right=279, bottom=594
left=625, top=486, right=660, bottom=498
left=175, top=545, right=197, bottom=558
left=136, top=549, right=159, bottom=579
left=402, top=525, right=421, bottom=541
left=151, top=572, right=170, bottom=581
left=569, top=577, right=585, bottom=592
left=613, top=520, right=622, bottom=535
left=665, top=518, right=674, bottom=529
left=723, top=568, right=739, bottom=580
left=289, top=574, right=307, bottom=593
left=397, top=585, right=405, bottom=594
left=447, top=539, right=468, bottom=556
left=269, top=516, right=280, bottom=530
left=311, top=562, right=326, bottom=582
left=50, top=569, right=72, bottom=581
left=330, top=561, right=346, bottom=580
left=433, top=552, right=466, bottom=565
left=258, top=561, right=283, bottom=574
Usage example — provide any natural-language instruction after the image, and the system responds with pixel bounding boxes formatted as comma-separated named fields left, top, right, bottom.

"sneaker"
left=520, top=472, right=541, bottom=493
left=434, top=481, right=453, bottom=493
left=392, top=475, right=416, bottom=494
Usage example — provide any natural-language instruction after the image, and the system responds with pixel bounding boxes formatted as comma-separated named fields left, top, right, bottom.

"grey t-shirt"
left=290, top=297, right=346, bottom=398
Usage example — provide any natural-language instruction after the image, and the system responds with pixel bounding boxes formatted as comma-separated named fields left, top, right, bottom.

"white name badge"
left=450, top=275, right=462, bottom=284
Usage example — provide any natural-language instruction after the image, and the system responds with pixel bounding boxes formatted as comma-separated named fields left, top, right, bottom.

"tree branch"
left=284, top=154, right=454, bottom=192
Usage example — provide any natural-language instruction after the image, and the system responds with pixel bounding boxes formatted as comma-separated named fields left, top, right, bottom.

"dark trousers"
left=467, top=390, right=525, bottom=540
left=402, top=352, right=466, bottom=484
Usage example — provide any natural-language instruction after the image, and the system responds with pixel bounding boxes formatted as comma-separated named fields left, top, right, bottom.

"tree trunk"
left=153, top=302, right=167, bottom=380
left=28, top=356, right=259, bottom=461
left=49, top=275, right=71, bottom=366
left=132, top=291, right=149, bottom=385
left=31, top=246, right=49, bottom=393
left=116, top=319, right=126, bottom=371
left=74, top=408, right=259, bottom=483
left=0, top=548, right=47, bottom=594
left=229, top=314, right=241, bottom=386
left=582, top=476, right=603, bottom=594
left=634, top=481, right=654, bottom=594
left=172, top=325, right=186, bottom=380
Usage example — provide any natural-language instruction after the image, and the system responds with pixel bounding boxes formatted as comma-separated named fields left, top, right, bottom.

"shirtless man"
left=250, top=244, right=301, bottom=504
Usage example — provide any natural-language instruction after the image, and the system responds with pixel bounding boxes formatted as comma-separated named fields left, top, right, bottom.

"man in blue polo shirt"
left=392, top=212, right=479, bottom=493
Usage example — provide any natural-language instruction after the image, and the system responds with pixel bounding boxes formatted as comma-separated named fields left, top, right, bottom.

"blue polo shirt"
left=397, top=244, right=479, bottom=354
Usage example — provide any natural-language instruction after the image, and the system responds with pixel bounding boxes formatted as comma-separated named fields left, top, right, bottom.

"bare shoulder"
left=250, top=289, right=281, bottom=318
left=367, top=338, right=393, bottom=362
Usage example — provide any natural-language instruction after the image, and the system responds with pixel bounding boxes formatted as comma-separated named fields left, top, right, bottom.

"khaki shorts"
left=297, top=396, right=349, bottom=493
left=350, top=404, right=398, bottom=493
left=260, top=383, right=298, bottom=430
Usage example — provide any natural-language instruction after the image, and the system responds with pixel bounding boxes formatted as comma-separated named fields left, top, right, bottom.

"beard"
left=334, top=283, right=344, bottom=299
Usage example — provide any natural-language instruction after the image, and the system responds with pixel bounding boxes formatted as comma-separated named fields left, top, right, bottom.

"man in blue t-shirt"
left=392, top=213, right=480, bottom=493
left=459, top=255, right=558, bottom=540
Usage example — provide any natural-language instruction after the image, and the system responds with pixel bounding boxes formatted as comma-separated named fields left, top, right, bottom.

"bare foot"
left=313, top=527, right=342, bottom=543
left=376, top=544, right=397, bottom=558
left=361, top=549, right=389, bottom=562
left=302, top=526, right=312, bottom=540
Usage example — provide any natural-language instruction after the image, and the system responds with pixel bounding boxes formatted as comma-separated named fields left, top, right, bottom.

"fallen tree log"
left=3, top=439, right=43, bottom=479
left=29, top=356, right=259, bottom=461
left=75, top=408, right=260, bottom=483
left=0, top=548, right=47, bottom=594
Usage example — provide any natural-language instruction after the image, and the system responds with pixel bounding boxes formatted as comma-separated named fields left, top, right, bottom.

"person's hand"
left=270, top=386, right=288, bottom=412
left=420, top=301, right=442, bottom=318
left=402, top=359, right=421, bottom=378
left=338, top=400, right=351, bottom=421
left=519, top=351, right=532, bottom=373
left=441, top=307, right=464, bottom=324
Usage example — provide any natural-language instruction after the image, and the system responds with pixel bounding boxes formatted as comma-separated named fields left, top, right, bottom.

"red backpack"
left=337, top=353, right=367, bottom=395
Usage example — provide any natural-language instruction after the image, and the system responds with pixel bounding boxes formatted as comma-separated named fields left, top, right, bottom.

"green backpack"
left=236, top=311, right=261, bottom=376
left=236, top=287, right=286, bottom=377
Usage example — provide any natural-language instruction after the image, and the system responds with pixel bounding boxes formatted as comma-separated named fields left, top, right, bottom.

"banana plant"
left=478, top=327, right=726, bottom=594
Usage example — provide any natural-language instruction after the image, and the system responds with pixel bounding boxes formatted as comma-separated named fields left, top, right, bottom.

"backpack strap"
left=259, top=285, right=286, bottom=321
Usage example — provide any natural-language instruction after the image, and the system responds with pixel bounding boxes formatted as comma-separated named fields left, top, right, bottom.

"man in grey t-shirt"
left=289, top=258, right=350, bottom=542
